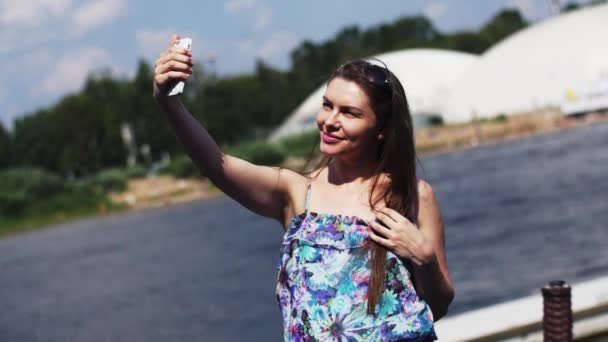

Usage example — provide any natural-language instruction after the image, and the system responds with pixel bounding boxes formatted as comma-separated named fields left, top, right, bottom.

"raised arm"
left=153, top=34, right=305, bottom=224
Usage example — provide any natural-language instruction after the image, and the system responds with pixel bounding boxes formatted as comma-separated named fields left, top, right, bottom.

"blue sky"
left=0, top=0, right=587, bottom=129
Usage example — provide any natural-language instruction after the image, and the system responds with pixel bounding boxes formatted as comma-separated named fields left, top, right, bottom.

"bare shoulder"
left=416, top=179, right=445, bottom=239
left=277, top=166, right=308, bottom=184
left=277, top=167, right=309, bottom=196
left=417, top=179, right=437, bottom=205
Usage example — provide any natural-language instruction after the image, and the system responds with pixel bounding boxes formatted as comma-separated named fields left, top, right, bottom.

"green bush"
left=428, top=116, right=445, bottom=126
left=0, top=190, right=27, bottom=217
left=92, top=168, right=127, bottom=192
left=0, top=167, right=102, bottom=218
left=0, top=168, right=66, bottom=216
left=158, top=155, right=200, bottom=178
left=125, top=165, right=147, bottom=179
left=493, top=114, right=508, bottom=122
left=226, top=140, right=286, bottom=166
left=0, top=167, right=65, bottom=197
left=26, top=180, right=103, bottom=217
left=0, top=174, right=109, bottom=233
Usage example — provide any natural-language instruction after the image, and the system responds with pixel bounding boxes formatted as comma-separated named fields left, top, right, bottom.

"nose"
left=324, top=109, right=340, bottom=128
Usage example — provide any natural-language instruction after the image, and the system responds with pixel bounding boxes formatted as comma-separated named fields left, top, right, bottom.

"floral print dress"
left=276, top=185, right=437, bottom=341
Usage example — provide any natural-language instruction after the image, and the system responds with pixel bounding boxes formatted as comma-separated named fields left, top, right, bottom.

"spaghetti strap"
left=304, top=183, right=312, bottom=212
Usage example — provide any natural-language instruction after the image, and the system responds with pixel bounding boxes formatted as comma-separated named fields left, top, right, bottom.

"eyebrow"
left=322, top=96, right=364, bottom=113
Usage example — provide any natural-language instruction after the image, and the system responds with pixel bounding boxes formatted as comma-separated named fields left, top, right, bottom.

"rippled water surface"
left=1, top=123, right=606, bottom=341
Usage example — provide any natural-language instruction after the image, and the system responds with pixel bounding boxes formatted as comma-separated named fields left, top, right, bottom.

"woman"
left=154, top=34, right=453, bottom=341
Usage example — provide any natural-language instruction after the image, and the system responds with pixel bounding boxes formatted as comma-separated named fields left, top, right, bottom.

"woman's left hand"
left=369, top=208, right=437, bottom=267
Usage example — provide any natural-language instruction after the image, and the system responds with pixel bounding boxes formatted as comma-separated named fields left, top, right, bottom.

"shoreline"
left=2, top=112, right=606, bottom=238
left=416, top=109, right=607, bottom=158
left=109, top=110, right=608, bottom=212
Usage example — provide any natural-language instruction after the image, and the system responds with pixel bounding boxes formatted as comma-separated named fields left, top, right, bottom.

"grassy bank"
left=0, top=199, right=127, bottom=239
left=0, top=167, right=132, bottom=238
left=0, top=159, right=215, bottom=238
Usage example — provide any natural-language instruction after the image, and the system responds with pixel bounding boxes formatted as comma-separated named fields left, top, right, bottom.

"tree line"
left=0, top=7, right=539, bottom=177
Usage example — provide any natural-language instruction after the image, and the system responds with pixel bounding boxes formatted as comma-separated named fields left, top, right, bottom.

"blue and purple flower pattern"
left=276, top=212, right=436, bottom=341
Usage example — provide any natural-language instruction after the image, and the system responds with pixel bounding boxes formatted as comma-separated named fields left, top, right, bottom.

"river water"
left=0, top=123, right=606, bottom=341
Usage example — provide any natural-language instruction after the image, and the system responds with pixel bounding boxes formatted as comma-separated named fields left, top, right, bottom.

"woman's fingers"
left=153, top=49, right=193, bottom=89
left=375, top=211, right=399, bottom=230
left=170, top=33, right=180, bottom=47
left=153, top=34, right=193, bottom=95
left=155, top=59, right=192, bottom=75
left=156, top=51, right=192, bottom=68
left=369, top=229, right=395, bottom=249
left=154, top=70, right=191, bottom=85
left=378, top=207, right=408, bottom=224
left=154, top=66, right=191, bottom=87
left=370, top=220, right=394, bottom=238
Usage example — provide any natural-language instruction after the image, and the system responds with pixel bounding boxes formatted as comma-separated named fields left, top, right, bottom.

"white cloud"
left=34, top=47, right=111, bottom=97
left=0, top=29, right=58, bottom=53
left=253, top=5, right=273, bottom=30
left=136, top=29, right=177, bottom=62
left=0, top=0, right=72, bottom=26
left=238, top=31, right=299, bottom=61
left=424, top=2, right=447, bottom=20
left=225, top=0, right=274, bottom=31
left=0, top=0, right=126, bottom=53
left=71, top=0, right=127, bottom=37
left=0, top=48, right=54, bottom=127
left=224, top=0, right=257, bottom=13
left=257, top=32, right=298, bottom=59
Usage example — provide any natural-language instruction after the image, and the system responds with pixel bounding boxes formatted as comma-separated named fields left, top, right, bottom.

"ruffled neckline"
left=290, top=210, right=372, bottom=227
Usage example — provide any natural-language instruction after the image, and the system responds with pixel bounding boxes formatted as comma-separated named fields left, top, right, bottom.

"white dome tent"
left=269, top=49, right=478, bottom=141
left=443, top=3, right=608, bottom=123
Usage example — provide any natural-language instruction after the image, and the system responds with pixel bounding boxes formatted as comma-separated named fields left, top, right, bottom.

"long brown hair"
left=310, top=60, right=419, bottom=314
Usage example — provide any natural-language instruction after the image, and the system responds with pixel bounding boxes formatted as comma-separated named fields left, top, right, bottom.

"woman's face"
left=316, top=77, right=381, bottom=162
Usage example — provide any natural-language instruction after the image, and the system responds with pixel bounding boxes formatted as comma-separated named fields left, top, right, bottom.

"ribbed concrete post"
left=542, top=280, right=573, bottom=342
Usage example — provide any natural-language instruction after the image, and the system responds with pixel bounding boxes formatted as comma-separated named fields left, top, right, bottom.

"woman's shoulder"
left=416, top=178, right=436, bottom=204
left=276, top=167, right=310, bottom=191
left=300, top=166, right=328, bottom=186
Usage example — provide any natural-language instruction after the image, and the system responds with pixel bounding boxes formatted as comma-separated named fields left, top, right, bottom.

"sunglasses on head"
left=348, top=60, right=392, bottom=92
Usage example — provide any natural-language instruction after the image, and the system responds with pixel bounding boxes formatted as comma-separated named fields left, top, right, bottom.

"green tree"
left=439, top=31, right=491, bottom=54
left=13, top=71, right=127, bottom=176
left=0, top=121, right=10, bottom=168
left=123, top=60, right=182, bottom=160
left=480, top=9, right=528, bottom=44
left=562, top=2, right=581, bottom=11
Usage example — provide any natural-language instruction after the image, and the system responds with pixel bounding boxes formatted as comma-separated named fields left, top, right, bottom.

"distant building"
left=443, top=3, right=608, bottom=123
left=269, top=49, right=478, bottom=141
left=271, top=4, right=608, bottom=140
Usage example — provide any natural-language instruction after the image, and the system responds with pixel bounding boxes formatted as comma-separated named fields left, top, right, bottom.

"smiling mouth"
left=321, top=131, right=343, bottom=143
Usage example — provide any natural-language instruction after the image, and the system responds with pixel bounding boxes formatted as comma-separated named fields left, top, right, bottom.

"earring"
left=378, top=134, right=384, bottom=140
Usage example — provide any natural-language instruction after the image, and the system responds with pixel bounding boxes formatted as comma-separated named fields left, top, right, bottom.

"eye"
left=322, top=101, right=332, bottom=109
left=343, top=110, right=360, bottom=118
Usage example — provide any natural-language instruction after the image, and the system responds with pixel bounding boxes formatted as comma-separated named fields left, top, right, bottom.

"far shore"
left=110, top=110, right=607, bottom=212
left=2, top=110, right=606, bottom=238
